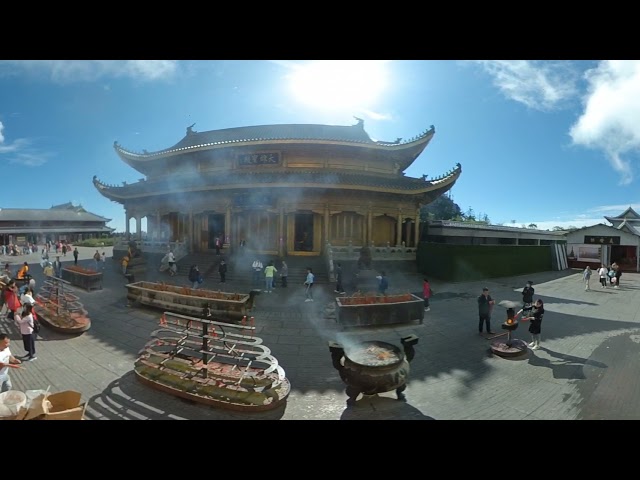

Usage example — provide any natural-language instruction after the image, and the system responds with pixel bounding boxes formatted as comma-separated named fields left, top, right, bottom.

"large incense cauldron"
left=329, top=335, right=418, bottom=406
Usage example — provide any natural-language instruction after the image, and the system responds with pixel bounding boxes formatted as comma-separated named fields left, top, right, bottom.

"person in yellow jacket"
left=16, top=262, right=29, bottom=280
left=122, top=256, right=129, bottom=275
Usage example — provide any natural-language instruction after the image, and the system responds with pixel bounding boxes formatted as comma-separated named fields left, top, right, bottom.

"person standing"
left=43, top=261, right=54, bottom=277
left=219, top=260, right=227, bottom=283
left=0, top=334, right=22, bottom=393
left=522, top=281, right=535, bottom=317
left=101, top=251, right=106, bottom=270
left=377, top=271, right=389, bottom=295
left=15, top=304, right=36, bottom=361
left=477, top=287, right=496, bottom=335
left=598, top=264, right=608, bottom=288
left=280, top=261, right=288, bottom=287
left=334, top=262, right=345, bottom=294
left=73, top=248, right=79, bottom=266
left=423, top=278, right=432, bottom=312
left=188, top=265, right=201, bottom=289
left=4, top=281, right=21, bottom=322
left=304, top=267, right=315, bottom=302
left=167, top=251, right=176, bottom=276
left=93, top=250, right=101, bottom=271
left=264, top=261, right=277, bottom=293
left=252, top=259, right=263, bottom=287
left=582, top=266, right=592, bottom=291
left=53, top=256, right=62, bottom=278
left=524, top=299, right=545, bottom=350
left=215, top=237, right=221, bottom=256
left=613, top=262, right=622, bottom=289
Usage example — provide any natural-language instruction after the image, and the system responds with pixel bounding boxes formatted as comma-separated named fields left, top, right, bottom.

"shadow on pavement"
left=339, top=395, right=435, bottom=420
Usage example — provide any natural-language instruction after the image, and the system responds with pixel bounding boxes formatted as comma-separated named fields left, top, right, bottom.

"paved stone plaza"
left=2, top=247, right=639, bottom=420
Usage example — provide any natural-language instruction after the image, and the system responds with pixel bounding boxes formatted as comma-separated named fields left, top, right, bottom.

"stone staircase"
left=176, top=251, right=329, bottom=286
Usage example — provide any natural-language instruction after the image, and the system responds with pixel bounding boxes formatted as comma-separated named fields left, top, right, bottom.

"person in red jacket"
left=423, top=278, right=432, bottom=312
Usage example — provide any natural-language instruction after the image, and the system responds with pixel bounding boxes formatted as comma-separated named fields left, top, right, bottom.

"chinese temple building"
left=93, top=120, right=461, bottom=257
left=0, top=202, right=113, bottom=246
left=565, top=207, right=640, bottom=271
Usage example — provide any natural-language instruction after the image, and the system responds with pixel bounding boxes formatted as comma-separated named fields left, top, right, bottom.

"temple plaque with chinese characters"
left=238, top=152, right=280, bottom=166
left=584, top=235, right=620, bottom=245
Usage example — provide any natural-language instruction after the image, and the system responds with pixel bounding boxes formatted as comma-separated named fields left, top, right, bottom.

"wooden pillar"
left=278, top=207, right=285, bottom=257
left=188, top=211, right=194, bottom=253
left=367, top=209, right=373, bottom=245
left=125, top=211, right=130, bottom=239
left=414, top=209, right=421, bottom=247
left=396, top=210, right=402, bottom=246
left=156, top=212, right=160, bottom=240
left=225, top=206, right=231, bottom=252
left=136, top=216, right=142, bottom=240
left=404, top=219, right=411, bottom=246
left=324, top=204, right=330, bottom=251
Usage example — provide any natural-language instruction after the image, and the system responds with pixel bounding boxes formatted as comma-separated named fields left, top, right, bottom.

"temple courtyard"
left=2, top=247, right=639, bottom=420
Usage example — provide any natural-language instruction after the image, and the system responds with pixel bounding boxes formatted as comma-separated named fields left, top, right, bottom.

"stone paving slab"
left=3, top=247, right=640, bottom=419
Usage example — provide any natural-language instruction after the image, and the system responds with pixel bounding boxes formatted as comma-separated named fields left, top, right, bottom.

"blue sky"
left=1, top=60, right=638, bottom=232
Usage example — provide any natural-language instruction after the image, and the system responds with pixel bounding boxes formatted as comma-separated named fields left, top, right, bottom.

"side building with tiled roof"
left=93, top=120, right=461, bottom=257
left=0, top=203, right=113, bottom=246
left=565, top=207, right=640, bottom=272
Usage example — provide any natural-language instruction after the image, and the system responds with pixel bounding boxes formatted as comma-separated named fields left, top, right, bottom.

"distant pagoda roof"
left=93, top=163, right=462, bottom=202
left=113, top=121, right=436, bottom=173
left=604, top=206, right=640, bottom=224
left=0, top=205, right=110, bottom=223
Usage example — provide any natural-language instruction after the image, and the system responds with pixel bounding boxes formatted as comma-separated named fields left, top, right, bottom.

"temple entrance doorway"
left=294, top=213, right=314, bottom=252
left=207, top=214, right=225, bottom=250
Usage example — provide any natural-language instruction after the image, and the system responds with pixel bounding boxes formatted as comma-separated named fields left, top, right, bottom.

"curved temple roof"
left=113, top=122, right=436, bottom=165
left=93, top=163, right=462, bottom=202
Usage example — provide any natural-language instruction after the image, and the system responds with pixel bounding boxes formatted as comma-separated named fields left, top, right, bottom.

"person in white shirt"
left=167, top=251, right=176, bottom=276
left=15, top=304, right=36, bottom=361
left=252, top=259, right=263, bottom=287
left=0, top=334, right=22, bottom=392
left=304, top=267, right=315, bottom=302
left=20, top=287, right=36, bottom=308
left=597, top=264, right=608, bottom=288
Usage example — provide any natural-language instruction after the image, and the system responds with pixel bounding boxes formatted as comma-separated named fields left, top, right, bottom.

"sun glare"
left=288, top=60, right=389, bottom=111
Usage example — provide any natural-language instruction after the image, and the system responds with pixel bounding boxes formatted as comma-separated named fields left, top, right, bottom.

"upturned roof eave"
left=113, top=129, right=435, bottom=164
left=92, top=166, right=461, bottom=202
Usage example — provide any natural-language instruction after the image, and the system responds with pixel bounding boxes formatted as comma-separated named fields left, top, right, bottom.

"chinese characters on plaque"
left=584, top=236, right=620, bottom=245
left=238, top=152, right=280, bottom=166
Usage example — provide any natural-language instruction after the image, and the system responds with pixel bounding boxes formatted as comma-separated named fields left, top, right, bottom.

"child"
left=423, top=278, right=432, bottom=312
left=524, top=299, right=545, bottom=350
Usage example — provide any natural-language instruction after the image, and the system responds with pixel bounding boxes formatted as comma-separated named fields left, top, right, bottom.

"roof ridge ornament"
left=187, top=123, right=197, bottom=135
left=353, top=116, right=364, bottom=128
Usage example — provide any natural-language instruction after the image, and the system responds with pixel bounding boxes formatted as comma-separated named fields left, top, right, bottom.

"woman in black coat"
left=525, top=299, right=544, bottom=350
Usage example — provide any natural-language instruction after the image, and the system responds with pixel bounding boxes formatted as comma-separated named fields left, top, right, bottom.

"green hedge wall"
left=417, top=243, right=552, bottom=281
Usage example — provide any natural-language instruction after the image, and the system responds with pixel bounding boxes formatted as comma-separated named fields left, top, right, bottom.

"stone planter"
left=61, top=267, right=103, bottom=291
left=336, top=293, right=424, bottom=327
left=126, top=281, right=251, bottom=320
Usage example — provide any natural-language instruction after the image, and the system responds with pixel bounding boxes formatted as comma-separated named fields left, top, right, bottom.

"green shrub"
left=417, top=243, right=552, bottom=281
left=75, top=238, right=116, bottom=248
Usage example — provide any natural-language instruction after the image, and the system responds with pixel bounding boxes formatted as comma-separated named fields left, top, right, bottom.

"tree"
left=528, top=223, right=538, bottom=229
left=552, top=226, right=565, bottom=231
left=421, top=194, right=462, bottom=221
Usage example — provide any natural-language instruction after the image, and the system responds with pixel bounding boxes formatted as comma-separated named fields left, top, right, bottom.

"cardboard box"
left=23, top=390, right=86, bottom=420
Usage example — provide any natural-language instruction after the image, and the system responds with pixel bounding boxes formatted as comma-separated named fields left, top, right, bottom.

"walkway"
left=2, top=248, right=639, bottom=420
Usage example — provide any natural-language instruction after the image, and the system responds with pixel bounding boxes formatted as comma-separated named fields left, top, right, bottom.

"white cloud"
left=589, top=203, right=640, bottom=213
left=0, top=60, right=178, bottom=83
left=0, top=122, right=50, bottom=167
left=570, top=60, right=640, bottom=185
left=473, top=60, right=579, bottom=111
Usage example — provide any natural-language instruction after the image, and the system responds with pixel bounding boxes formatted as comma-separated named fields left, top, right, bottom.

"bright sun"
left=288, top=60, right=389, bottom=111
